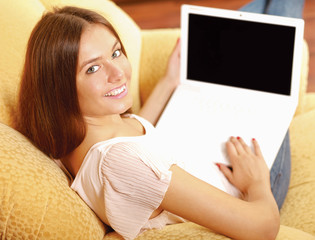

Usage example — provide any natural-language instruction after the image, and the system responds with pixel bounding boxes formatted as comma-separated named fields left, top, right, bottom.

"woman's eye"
left=87, top=65, right=100, bottom=74
left=112, top=49, right=121, bottom=59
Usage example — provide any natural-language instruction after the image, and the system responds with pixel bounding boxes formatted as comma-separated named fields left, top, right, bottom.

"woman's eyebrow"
left=79, top=56, right=103, bottom=72
left=112, top=40, right=120, bottom=51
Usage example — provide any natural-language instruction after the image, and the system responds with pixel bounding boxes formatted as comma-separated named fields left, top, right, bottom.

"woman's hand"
left=218, top=137, right=271, bottom=200
left=139, top=38, right=181, bottom=125
left=161, top=38, right=181, bottom=92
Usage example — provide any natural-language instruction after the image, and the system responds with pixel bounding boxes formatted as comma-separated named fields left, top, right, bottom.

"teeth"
left=104, top=85, right=126, bottom=97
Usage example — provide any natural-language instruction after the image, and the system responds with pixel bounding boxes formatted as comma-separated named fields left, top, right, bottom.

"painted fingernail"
left=237, top=136, right=240, bottom=140
left=252, top=138, right=256, bottom=141
left=215, top=163, right=221, bottom=170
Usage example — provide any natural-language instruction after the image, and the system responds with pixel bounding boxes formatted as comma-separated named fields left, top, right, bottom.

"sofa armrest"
left=139, top=28, right=180, bottom=106
left=277, top=225, right=315, bottom=240
left=304, top=93, right=315, bottom=113
left=103, top=221, right=315, bottom=240
left=295, top=40, right=310, bottom=116
left=283, top=108, right=315, bottom=236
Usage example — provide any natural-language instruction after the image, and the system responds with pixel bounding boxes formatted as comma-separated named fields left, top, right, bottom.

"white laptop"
left=156, top=5, right=304, bottom=173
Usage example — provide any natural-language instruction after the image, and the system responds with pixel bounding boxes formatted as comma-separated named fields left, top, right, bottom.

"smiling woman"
left=76, top=23, right=133, bottom=118
left=15, top=7, right=128, bottom=160
left=13, top=2, right=304, bottom=240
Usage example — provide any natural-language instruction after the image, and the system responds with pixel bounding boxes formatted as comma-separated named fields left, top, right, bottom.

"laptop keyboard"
left=174, top=88, right=257, bottom=119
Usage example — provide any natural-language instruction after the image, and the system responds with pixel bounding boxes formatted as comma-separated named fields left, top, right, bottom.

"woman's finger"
left=252, top=138, right=263, bottom=157
left=217, top=163, right=234, bottom=184
left=230, top=136, right=246, bottom=155
left=226, top=140, right=238, bottom=163
left=237, top=137, right=252, bottom=154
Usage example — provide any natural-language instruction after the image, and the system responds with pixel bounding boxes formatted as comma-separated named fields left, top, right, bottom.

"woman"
left=15, top=0, right=304, bottom=239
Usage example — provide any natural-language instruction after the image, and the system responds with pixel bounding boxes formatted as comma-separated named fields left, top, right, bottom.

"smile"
left=104, top=84, right=127, bottom=97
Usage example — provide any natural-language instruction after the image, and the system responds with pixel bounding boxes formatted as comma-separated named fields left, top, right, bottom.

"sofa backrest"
left=0, top=0, right=45, bottom=126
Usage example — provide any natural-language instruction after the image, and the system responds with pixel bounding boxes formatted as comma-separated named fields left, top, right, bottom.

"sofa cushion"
left=103, top=220, right=315, bottom=240
left=0, top=123, right=106, bottom=239
left=40, top=0, right=142, bottom=113
left=295, top=40, right=310, bottom=116
left=139, top=29, right=181, bottom=105
left=281, top=109, right=315, bottom=236
left=0, top=0, right=45, bottom=126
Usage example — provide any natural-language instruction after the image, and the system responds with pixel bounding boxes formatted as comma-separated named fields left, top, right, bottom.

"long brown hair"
left=15, top=6, right=126, bottom=159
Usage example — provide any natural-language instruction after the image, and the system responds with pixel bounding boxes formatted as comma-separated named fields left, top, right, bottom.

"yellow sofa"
left=0, top=0, right=314, bottom=239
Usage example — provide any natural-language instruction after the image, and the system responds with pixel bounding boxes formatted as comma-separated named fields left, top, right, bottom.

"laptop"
left=156, top=5, right=304, bottom=178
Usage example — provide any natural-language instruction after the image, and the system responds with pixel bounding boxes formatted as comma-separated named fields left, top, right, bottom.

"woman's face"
left=76, top=24, right=132, bottom=118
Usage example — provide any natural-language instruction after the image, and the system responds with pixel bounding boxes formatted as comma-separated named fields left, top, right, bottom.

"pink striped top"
left=69, top=114, right=185, bottom=240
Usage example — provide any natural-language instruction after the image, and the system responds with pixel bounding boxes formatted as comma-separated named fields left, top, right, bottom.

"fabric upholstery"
left=282, top=108, right=315, bottom=235
left=139, top=29, right=180, bottom=105
left=0, top=0, right=45, bottom=126
left=104, top=222, right=315, bottom=240
left=0, top=122, right=106, bottom=239
left=0, top=0, right=314, bottom=239
left=295, top=40, right=310, bottom=116
left=305, top=93, right=315, bottom=112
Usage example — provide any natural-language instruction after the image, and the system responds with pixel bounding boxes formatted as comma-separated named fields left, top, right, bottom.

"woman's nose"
left=104, top=60, right=124, bottom=83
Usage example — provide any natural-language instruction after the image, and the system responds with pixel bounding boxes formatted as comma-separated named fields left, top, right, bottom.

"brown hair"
left=15, top=6, right=126, bottom=159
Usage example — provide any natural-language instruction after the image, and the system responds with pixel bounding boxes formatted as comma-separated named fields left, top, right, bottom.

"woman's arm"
left=160, top=137, right=280, bottom=240
left=138, top=39, right=181, bottom=125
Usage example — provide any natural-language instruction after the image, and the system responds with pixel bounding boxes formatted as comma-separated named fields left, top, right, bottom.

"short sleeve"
left=100, top=142, right=172, bottom=240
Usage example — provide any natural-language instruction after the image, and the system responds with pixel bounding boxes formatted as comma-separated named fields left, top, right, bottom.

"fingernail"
left=237, top=136, right=240, bottom=140
left=252, top=138, right=256, bottom=141
left=215, top=163, right=221, bottom=170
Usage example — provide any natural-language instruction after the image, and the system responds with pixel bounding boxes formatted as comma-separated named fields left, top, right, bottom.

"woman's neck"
left=61, top=114, right=124, bottom=177
left=61, top=113, right=144, bottom=178
left=83, top=114, right=124, bottom=128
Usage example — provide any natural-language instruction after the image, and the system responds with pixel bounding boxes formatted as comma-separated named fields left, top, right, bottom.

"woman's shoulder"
left=78, top=114, right=152, bottom=161
left=72, top=114, right=158, bottom=182
left=122, top=114, right=146, bottom=136
left=123, top=113, right=155, bottom=133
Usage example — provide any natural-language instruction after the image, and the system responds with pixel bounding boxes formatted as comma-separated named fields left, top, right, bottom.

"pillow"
left=0, top=0, right=45, bottom=126
left=40, top=0, right=142, bottom=113
left=0, top=122, right=106, bottom=238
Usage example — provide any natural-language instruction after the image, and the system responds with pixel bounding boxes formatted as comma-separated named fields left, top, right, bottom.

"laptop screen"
left=187, top=13, right=296, bottom=96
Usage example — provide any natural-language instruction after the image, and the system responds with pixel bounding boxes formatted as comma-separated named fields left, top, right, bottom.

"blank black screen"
left=187, top=13, right=296, bottom=95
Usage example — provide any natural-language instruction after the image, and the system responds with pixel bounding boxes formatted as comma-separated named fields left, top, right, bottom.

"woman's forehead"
left=78, top=24, right=118, bottom=60
left=81, top=23, right=117, bottom=46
